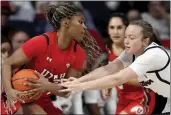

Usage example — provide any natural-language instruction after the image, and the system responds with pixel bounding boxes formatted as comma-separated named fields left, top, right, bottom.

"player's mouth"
left=112, top=36, right=120, bottom=39
left=125, top=46, right=130, bottom=50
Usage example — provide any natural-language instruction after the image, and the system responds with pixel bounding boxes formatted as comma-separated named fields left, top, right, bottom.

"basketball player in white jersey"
left=60, top=20, right=170, bottom=114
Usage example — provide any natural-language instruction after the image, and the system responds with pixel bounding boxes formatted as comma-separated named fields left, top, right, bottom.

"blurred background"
left=1, top=1, right=170, bottom=115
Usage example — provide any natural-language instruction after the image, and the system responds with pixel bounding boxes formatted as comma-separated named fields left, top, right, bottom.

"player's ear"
left=143, top=37, right=150, bottom=46
left=62, top=18, right=70, bottom=28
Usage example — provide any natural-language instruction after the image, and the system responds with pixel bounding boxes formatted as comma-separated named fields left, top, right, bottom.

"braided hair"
left=45, top=2, right=82, bottom=30
left=78, top=30, right=104, bottom=75
left=45, top=2, right=104, bottom=75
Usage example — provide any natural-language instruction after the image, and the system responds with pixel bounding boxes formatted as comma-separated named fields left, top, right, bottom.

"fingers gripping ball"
left=11, top=69, right=42, bottom=103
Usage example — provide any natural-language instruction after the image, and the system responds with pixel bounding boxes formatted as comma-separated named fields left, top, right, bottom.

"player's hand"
left=101, top=89, right=111, bottom=100
left=23, top=71, right=51, bottom=93
left=59, top=77, right=82, bottom=93
left=5, top=88, right=25, bottom=112
left=59, top=81, right=83, bottom=93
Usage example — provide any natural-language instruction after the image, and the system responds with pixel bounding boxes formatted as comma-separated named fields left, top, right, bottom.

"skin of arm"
left=2, top=48, right=30, bottom=92
left=79, top=67, right=139, bottom=91
left=78, top=59, right=124, bottom=83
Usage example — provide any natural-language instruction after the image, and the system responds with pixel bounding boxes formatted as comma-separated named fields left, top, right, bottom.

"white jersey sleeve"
left=129, top=48, right=169, bottom=78
left=116, top=50, right=133, bottom=68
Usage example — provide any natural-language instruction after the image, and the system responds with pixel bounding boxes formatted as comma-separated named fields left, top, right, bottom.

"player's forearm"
left=2, top=63, right=13, bottom=91
left=80, top=68, right=136, bottom=91
left=78, top=59, right=123, bottom=83
left=80, top=74, right=121, bottom=91
left=46, top=83, right=71, bottom=98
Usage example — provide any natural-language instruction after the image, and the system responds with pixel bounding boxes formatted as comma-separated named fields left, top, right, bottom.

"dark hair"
left=2, top=35, right=11, bottom=45
left=45, top=2, right=82, bottom=30
left=108, top=13, right=129, bottom=27
left=106, top=13, right=129, bottom=49
left=130, top=20, right=161, bottom=45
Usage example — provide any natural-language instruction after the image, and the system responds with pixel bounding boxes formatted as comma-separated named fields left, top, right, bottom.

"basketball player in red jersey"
left=1, top=2, right=98, bottom=115
left=101, top=13, right=156, bottom=114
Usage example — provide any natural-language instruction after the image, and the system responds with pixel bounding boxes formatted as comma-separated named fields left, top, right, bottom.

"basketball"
left=11, top=69, right=42, bottom=103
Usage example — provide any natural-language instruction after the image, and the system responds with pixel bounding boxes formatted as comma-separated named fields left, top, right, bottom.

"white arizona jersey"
left=117, top=42, right=170, bottom=98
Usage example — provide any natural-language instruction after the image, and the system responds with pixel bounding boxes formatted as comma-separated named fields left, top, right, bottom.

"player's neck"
left=112, top=42, right=124, bottom=49
left=134, top=47, right=144, bottom=56
left=57, top=30, right=72, bottom=50
left=112, top=43, right=124, bottom=56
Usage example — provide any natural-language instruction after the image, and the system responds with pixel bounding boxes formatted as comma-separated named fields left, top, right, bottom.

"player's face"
left=124, top=25, right=145, bottom=56
left=108, top=17, right=126, bottom=44
left=12, top=32, right=29, bottom=51
left=1, top=42, right=11, bottom=64
left=68, top=13, right=86, bottom=41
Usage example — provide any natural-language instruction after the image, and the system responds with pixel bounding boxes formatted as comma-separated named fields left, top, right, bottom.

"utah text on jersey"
left=35, top=69, right=66, bottom=83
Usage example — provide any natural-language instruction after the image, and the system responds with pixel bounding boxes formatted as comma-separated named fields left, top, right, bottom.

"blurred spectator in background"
left=1, top=35, right=12, bottom=65
left=1, top=35, right=12, bottom=90
left=127, top=9, right=142, bottom=22
left=9, top=30, right=29, bottom=52
left=81, top=1, right=111, bottom=38
left=7, top=1, right=35, bottom=36
left=34, top=1, right=50, bottom=35
left=9, top=1, right=35, bottom=22
left=1, top=1, right=13, bottom=37
left=141, top=1, right=170, bottom=48
left=105, top=1, right=149, bottom=13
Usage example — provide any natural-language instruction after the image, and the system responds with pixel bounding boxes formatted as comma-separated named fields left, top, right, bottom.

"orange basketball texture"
left=11, top=69, right=42, bottom=103
left=12, top=69, right=39, bottom=91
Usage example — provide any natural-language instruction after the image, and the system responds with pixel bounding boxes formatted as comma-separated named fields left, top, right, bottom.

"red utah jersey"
left=22, top=31, right=85, bottom=82
left=1, top=31, right=85, bottom=115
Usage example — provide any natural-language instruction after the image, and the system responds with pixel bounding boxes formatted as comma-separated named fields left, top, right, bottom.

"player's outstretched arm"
left=78, top=59, right=124, bottom=83
left=60, top=67, right=138, bottom=93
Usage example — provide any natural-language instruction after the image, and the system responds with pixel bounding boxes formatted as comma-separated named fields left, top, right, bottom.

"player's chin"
left=125, top=49, right=132, bottom=54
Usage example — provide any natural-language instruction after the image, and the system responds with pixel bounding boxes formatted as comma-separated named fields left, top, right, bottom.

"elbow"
left=104, top=64, right=114, bottom=75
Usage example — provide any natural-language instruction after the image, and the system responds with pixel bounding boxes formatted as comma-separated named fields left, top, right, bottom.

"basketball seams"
left=11, top=77, right=38, bottom=82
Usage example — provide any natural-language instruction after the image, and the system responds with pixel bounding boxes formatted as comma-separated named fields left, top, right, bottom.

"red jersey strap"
left=73, top=41, right=78, bottom=52
left=42, top=34, right=50, bottom=46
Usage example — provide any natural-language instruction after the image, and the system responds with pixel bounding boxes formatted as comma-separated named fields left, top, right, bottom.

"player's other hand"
left=5, top=88, right=25, bottom=112
left=23, top=71, right=50, bottom=93
left=101, top=88, right=112, bottom=100
left=59, top=81, right=83, bottom=93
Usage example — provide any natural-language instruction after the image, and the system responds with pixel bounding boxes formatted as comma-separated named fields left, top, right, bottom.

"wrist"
left=4, top=86, right=13, bottom=92
left=44, top=82, right=53, bottom=92
left=80, top=82, right=88, bottom=91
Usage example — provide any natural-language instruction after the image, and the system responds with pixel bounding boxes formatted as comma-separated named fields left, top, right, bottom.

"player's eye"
left=109, top=26, right=114, bottom=29
left=78, top=20, right=84, bottom=24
